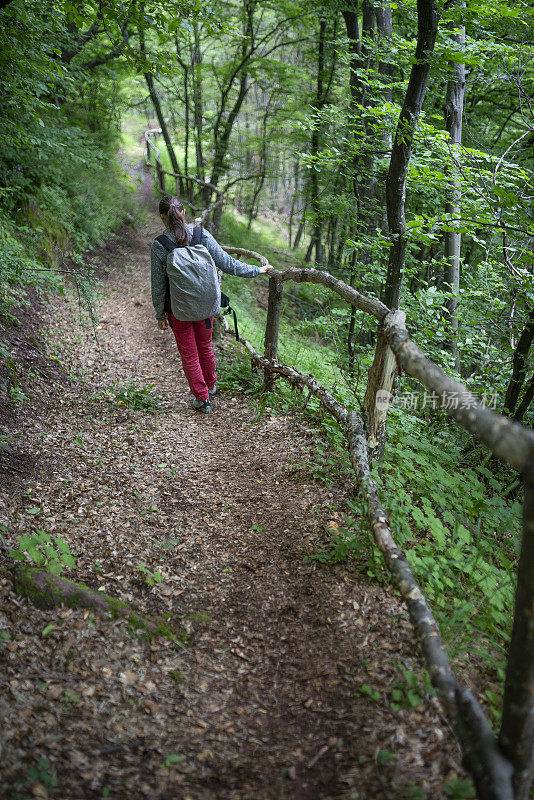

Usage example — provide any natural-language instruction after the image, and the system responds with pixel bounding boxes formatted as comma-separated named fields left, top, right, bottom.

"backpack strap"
left=155, top=233, right=177, bottom=252
left=155, top=235, right=176, bottom=323
left=190, top=226, right=203, bottom=246
left=220, top=289, right=240, bottom=341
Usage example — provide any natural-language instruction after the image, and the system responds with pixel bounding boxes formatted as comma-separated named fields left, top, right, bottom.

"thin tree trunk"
left=514, top=372, right=534, bottom=423
left=348, top=252, right=358, bottom=376
left=376, top=1, right=394, bottom=236
left=176, top=37, right=190, bottom=180
left=342, top=4, right=362, bottom=206
left=288, top=161, right=299, bottom=246
left=309, top=19, right=325, bottom=264
left=499, top=475, right=534, bottom=799
left=247, top=103, right=270, bottom=228
left=140, top=29, right=181, bottom=189
left=504, top=307, right=534, bottom=416
left=208, top=5, right=254, bottom=198
left=307, top=18, right=337, bottom=265
left=383, top=0, right=439, bottom=309
left=443, top=4, right=465, bottom=371
left=191, top=23, right=205, bottom=186
left=293, top=211, right=306, bottom=250
left=264, top=278, right=283, bottom=391
left=363, top=0, right=439, bottom=459
left=342, top=2, right=376, bottom=278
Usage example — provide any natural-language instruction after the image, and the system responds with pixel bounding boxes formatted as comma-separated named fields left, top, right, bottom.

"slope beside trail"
left=0, top=175, right=462, bottom=799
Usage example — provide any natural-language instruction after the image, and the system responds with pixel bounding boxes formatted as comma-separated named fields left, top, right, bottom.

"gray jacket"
left=151, top=224, right=260, bottom=322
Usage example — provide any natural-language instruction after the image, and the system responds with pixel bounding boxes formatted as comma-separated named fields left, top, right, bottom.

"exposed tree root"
left=13, top=566, right=183, bottom=641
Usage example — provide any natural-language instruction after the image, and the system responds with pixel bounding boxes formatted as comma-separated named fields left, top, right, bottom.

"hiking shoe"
left=192, top=398, right=211, bottom=413
left=208, top=384, right=217, bottom=398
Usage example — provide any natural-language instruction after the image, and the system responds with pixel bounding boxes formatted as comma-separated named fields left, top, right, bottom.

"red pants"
left=170, top=315, right=216, bottom=401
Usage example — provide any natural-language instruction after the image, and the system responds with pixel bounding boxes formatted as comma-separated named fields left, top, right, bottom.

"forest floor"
left=0, top=167, right=466, bottom=799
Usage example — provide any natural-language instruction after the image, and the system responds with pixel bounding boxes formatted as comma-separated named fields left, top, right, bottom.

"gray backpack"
left=156, top=227, right=221, bottom=322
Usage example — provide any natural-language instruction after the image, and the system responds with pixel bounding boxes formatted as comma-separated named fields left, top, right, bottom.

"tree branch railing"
left=216, top=246, right=534, bottom=800
left=144, top=128, right=224, bottom=226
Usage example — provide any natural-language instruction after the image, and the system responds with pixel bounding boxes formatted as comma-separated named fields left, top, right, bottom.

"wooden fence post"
left=363, top=322, right=401, bottom=459
left=499, top=466, right=534, bottom=799
left=146, top=137, right=151, bottom=164
left=156, top=160, right=165, bottom=193
left=264, top=277, right=283, bottom=391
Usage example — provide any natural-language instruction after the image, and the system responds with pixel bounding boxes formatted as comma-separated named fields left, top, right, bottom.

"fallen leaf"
left=119, top=671, right=137, bottom=686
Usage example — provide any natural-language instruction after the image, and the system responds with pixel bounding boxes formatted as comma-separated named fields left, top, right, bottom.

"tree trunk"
left=342, top=2, right=377, bottom=283
left=288, top=161, right=300, bottom=246
left=306, top=17, right=338, bottom=265
left=140, top=29, right=181, bottom=189
left=514, top=372, right=534, bottom=423
left=499, top=474, right=534, bottom=799
left=208, top=5, right=254, bottom=198
left=376, top=1, right=394, bottom=235
left=191, top=22, right=205, bottom=186
left=293, top=212, right=306, bottom=250
left=264, top=278, right=283, bottom=391
left=443, top=4, right=465, bottom=370
left=175, top=35, right=191, bottom=186
left=503, top=307, right=534, bottom=417
left=363, top=0, right=439, bottom=459
left=348, top=252, right=358, bottom=376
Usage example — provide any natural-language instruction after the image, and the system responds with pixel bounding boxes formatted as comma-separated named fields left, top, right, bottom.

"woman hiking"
left=150, top=195, right=270, bottom=413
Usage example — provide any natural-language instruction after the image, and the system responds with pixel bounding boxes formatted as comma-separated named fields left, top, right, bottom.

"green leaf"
left=162, top=753, right=184, bottom=767
left=41, top=624, right=55, bottom=636
left=54, top=537, right=71, bottom=554
left=27, top=546, right=44, bottom=565
left=377, top=750, right=395, bottom=766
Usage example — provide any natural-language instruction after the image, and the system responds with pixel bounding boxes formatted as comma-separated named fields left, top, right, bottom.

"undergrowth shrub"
left=0, top=113, right=136, bottom=405
left=109, top=381, right=162, bottom=413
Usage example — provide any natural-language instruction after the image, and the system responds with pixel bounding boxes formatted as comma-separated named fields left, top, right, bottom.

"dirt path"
left=0, top=173, right=462, bottom=799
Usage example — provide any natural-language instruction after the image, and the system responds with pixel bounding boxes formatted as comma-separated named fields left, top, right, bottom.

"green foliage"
left=137, top=564, right=164, bottom=586
left=443, top=775, right=476, bottom=799
left=110, top=382, right=162, bottom=413
left=8, top=530, right=76, bottom=575
left=0, top=0, right=136, bottom=365
left=376, top=750, right=396, bottom=767
left=26, top=758, right=58, bottom=789
left=358, top=683, right=381, bottom=702
left=161, top=753, right=185, bottom=768
left=389, top=664, right=435, bottom=711
left=381, top=419, right=520, bottom=662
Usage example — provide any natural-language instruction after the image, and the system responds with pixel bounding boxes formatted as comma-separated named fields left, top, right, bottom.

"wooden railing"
left=144, top=130, right=534, bottom=799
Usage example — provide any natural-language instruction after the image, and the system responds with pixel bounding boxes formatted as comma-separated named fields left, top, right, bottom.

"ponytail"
left=159, top=195, right=189, bottom=247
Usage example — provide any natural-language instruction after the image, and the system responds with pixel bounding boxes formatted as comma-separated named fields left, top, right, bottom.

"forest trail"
left=0, top=171, right=460, bottom=799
